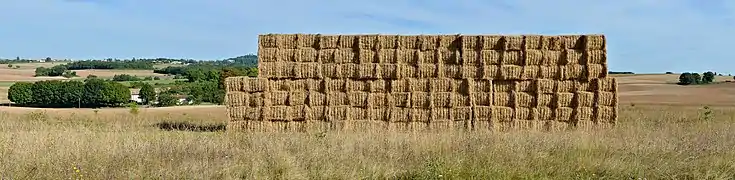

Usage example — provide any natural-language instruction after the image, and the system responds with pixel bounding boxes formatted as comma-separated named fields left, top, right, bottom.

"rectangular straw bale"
left=325, top=78, right=346, bottom=92
left=225, top=92, right=246, bottom=107
left=306, top=106, right=326, bottom=121
left=502, top=35, right=524, bottom=50
left=410, top=108, right=431, bottom=122
left=338, top=35, right=357, bottom=49
left=556, top=92, right=574, bottom=107
left=369, top=80, right=389, bottom=93
left=377, top=35, right=398, bottom=49
left=242, top=77, right=271, bottom=92
left=267, top=91, right=289, bottom=106
left=471, top=92, right=492, bottom=106
left=539, top=66, right=560, bottom=79
left=493, top=80, right=514, bottom=92
left=556, top=80, right=575, bottom=92
left=585, top=49, right=607, bottom=65
left=462, top=50, right=481, bottom=66
left=294, top=63, right=321, bottom=79
left=431, top=78, right=456, bottom=92
left=358, top=35, right=378, bottom=50
left=356, top=63, right=378, bottom=79
left=295, top=48, right=319, bottom=62
left=339, top=63, right=358, bottom=79
left=491, top=106, right=514, bottom=122
left=297, top=34, right=319, bottom=48
left=258, top=48, right=278, bottom=62
left=534, top=106, right=554, bottom=120
left=472, top=79, right=493, bottom=92
left=327, top=92, right=349, bottom=106
left=224, top=77, right=241, bottom=92
left=474, top=106, right=492, bottom=121
left=596, top=78, right=618, bottom=92
left=451, top=107, right=472, bottom=121
left=346, top=80, right=370, bottom=92
left=542, top=50, right=563, bottom=65
left=307, top=92, right=326, bottom=106
left=368, top=108, right=390, bottom=121
left=574, top=107, right=594, bottom=121
left=420, top=50, right=436, bottom=64
left=358, top=49, right=377, bottom=63
left=564, top=49, right=584, bottom=65
left=555, top=107, right=574, bottom=121
left=482, top=65, right=500, bottom=79
left=263, top=106, right=295, bottom=121
left=584, top=35, right=606, bottom=50
left=501, top=50, right=523, bottom=65
left=535, top=79, right=555, bottom=93
left=397, top=35, right=419, bottom=49
left=392, top=92, right=411, bottom=107
left=349, top=107, right=370, bottom=121
left=348, top=92, right=369, bottom=107
left=461, top=35, right=480, bottom=50
left=462, top=65, right=482, bottom=79
left=522, top=66, right=540, bottom=79
left=258, top=34, right=278, bottom=48
left=390, top=107, right=411, bottom=122
left=575, top=91, right=595, bottom=107
left=432, top=108, right=452, bottom=121
left=245, top=106, right=263, bottom=121
left=367, top=93, right=389, bottom=107
left=515, top=92, right=536, bottom=107
left=335, top=48, right=357, bottom=63
left=493, top=92, right=513, bottom=107
left=278, top=34, right=298, bottom=49
left=439, top=35, right=461, bottom=49
left=595, top=106, right=617, bottom=121
left=480, top=50, right=502, bottom=65
left=438, top=48, right=459, bottom=64
left=409, top=79, right=430, bottom=92
left=596, top=91, right=618, bottom=106
left=396, top=49, right=418, bottom=64
left=411, top=92, right=430, bottom=108
left=561, top=64, right=586, bottom=80
left=246, top=92, right=265, bottom=107
left=515, top=107, right=533, bottom=120
left=442, top=65, right=462, bottom=78
left=391, top=79, right=410, bottom=92
left=587, top=64, right=607, bottom=80
left=317, top=49, right=337, bottom=63
left=256, top=62, right=277, bottom=78
left=432, top=92, right=452, bottom=107
left=480, top=35, right=503, bottom=50
left=319, top=35, right=339, bottom=49
left=575, top=81, right=596, bottom=92
left=451, top=93, right=471, bottom=107
left=542, top=36, right=563, bottom=50
left=524, top=35, right=543, bottom=49
left=418, top=35, right=439, bottom=50
left=537, top=93, right=553, bottom=107
left=417, top=64, right=437, bottom=78
left=515, top=80, right=535, bottom=92
left=379, top=63, right=398, bottom=79
left=327, top=106, right=350, bottom=121
left=500, top=65, right=523, bottom=80
left=288, top=91, right=307, bottom=106
left=560, top=35, right=584, bottom=49
left=377, top=49, right=397, bottom=63
left=524, top=49, right=543, bottom=65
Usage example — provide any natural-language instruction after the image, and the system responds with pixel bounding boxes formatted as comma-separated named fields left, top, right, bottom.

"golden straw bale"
left=482, top=65, right=500, bottom=79
left=301, top=79, right=320, bottom=91
left=294, top=63, right=321, bottom=79
left=307, top=92, right=326, bottom=106
left=539, top=66, right=560, bottom=79
left=555, top=80, right=575, bottom=92
left=327, top=92, right=349, bottom=106
left=462, top=65, right=482, bottom=79
left=500, top=65, right=523, bottom=80
left=474, top=105, right=492, bottom=120
left=561, top=64, right=586, bottom=80
left=257, top=62, right=276, bottom=78
left=335, top=48, right=357, bottom=63
left=535, top=79, right=555, bottom=93
left=542, top=50, right=563, bottom=65
left=338, top=35, right=357, bottom=49
left=437, top=48, right=459, bottom=64
left=493, top=92, right=513, bottom=107
left=575, top=91, right=595, bottom=107
left=356, top=63, right=377, bottom=79
left=596, top=78, right=618, bottom=92
left=432, top=92, right=452, bottom=107
left=358, top=35, right=378, bottom=50
left=391, top=79, right=409, bottom=92
left=584, top=34, right=606, bottom=50
left=493, top=80, right=514, bottom=92
left=323, top=78, right=344, bottom=92
left=320, top=64, right=339, bottom=79
left=555, top=107, right=574, bottom=121
left=432, top=108, right=452, bottom=121
left=368, top=108, right=390, bottom=121
left=225, top=92, right=246, bottom=107
left=346, top=80, right=370, bottom=92
left=439, top=35, right=461, bottom=49
left=258, top=34, right=278, bottom=48
left=319, top=35, right=340, bottom=49
left=542, top=36, right=563, bottom=50
left=396, top=49, right=418, bottom=64
left=348, top=91, right=369, bottom=108
left=564, top=49, right=584, bottom=65
left=515, top=92, right=536, bottom=107
left=297, top=34, right=319, bottom=48
left=379, top=63, right=398, bottom=79
left=524, top=35, right=543, bottom=49
left=327, top=106, right=350, bottom=121
left=471, top=92, right=492, bottom=106
left=555, top=92, right=574, bottom=107
left=411, top=92, right=430, bottom=108
left=307, top=106, right=326, bottom=121
left=461, top=35, right=480, bottom=50
left=472, top=79, right=493, bottom=92
left=462, top=50, right=481, bottom=66
left=224, top=77, right=240, bottom=92
left=339, top=63, right=358, bottom=79
left=451, top=93, right=471, bottom=107
left=537, top=93, right=553, bottom=107
left=397, top=35, right=419, bottom=49
left=247, top=93, right=265, bottom=107
left=377, top=49, right=397, bottom=63
left=418, top=35, right=439, bottom=50
left=317, top=49, right=337, bottom=63
left=419, top=50, right=436, bottom=64
left=522, top=66, right=540, bottom=79
left=501, top=50, right=523, bottom=65
left=524, top=49, right=543, bottom=65
left=491, top=106, right=514, bottom=122
left=349, top=107, right=370, bottom=121
left=596, top=91, right=617, bottom=106
left=369, top=80, right=389, bottom=93
left=585, top=49, right=606, bottom=64
left=587, top=64, right=607, bottom=80
left=595, top=106, right=617, bottom=121
left=367, top=93, right=388, bottom=107
left=417, top=64, right=437, bottom=78
left=515, top=107, right=533, bottom=120
left=574, top=107, right=594, bottom=121
left=258, top=48, right=278, bottom=62
left=515, top=80, right=535, bottom=92
left=390, top=107, right=411, bottom=122
left=267, top=91, right=289, bottom=106
left=409, top=79, right=430, bottom=92
left=478, top=35, right=502, bottom=50
left=534, top=107, right=554, bottom=120
left=288, top=91, right=307, bottom=106
left=295, top=48, right=318, bottom=62
left=560, top=35, right=583, bottom=49
left=358, top=49, right=377, bottom=63
left=480, top=50, right=502, bottom=65
left=392, top=92, right=411, bottom=107
left=431, top=78, right=455, bottom=92
left=377, top=35, right=398, bottom=49
left=278, top=34, right=298, bottom=49
left=441, top=65, right=462, bottom=78
left=244, top=106, right=263, bottom=121
left=264, top=106, right=292, bottom=121
left=410, top=108, right=431, bottom=122
left=452, top=107, right=472, bottom=121
left=502, top=35, right=524, bottom=50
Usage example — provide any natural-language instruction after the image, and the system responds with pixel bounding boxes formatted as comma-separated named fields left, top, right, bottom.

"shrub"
left=665, top=72, right=673, bottom=74
left=702, top=71, right=715, bottom=84
left=156, top=92, right=178, bottom=107
left=112, top=74, right=141, bottom=81
left=8, top=82, right=34, bottom=105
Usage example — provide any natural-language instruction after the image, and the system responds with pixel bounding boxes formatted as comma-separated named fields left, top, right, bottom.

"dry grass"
left=0, top=104, right=734, bottom=179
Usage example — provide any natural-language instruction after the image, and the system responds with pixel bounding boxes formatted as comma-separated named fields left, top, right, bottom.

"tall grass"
left=0, top=105, right=734, bottom=179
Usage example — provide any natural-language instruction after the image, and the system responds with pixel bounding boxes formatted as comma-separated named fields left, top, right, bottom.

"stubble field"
left=1, top=72, right=734, bottom=179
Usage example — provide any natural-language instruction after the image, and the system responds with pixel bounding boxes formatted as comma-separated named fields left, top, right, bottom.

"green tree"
left=156, top=92, right=178, bottom=107
left=139, top=83, right=156, bottom=105
left=8, top=82, right=34, bottom=105
left=703, top=71, right=715, bottom=84
left=679, top=72, right=696, bottom=85
left=83, top=79, right=131, bottom=107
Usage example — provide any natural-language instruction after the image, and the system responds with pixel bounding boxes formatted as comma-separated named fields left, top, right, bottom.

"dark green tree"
left=7, top=82, right=34, bottom=105
left=139, top=83, right=156, bottom=105
left=156, top=92, right=178, bottom=107
left=702, top=71, right=715, bottom=84
left=678, top=72, right=696, bottom=85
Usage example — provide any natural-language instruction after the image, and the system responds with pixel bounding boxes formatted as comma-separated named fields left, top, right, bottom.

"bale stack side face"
left=227, top=34, right=617, bottom=132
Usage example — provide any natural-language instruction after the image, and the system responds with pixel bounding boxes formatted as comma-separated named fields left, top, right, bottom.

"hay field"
left=0, top=62, right=164, bottom=82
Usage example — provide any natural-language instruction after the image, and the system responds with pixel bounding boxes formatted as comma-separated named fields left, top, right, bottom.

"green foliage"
left=665, top=71, right=673, bottom=74
left=702, top=71, right=715, bottom=84
left=143, top=76, right=153, bottom=81
left=82, top=79, right=131, bottom=107
left=34, top=66, right=68, bottom=77
left=8, top=82, right=34, bottom=105
left=678, top=72, right=710, bottom=85
left=139, top=83, right=156, bottom=105
left=153, top=76, right=161, bottom=80
left=62, top=71, right=77, bottom=78
left=30, top=80, right=84, bottom=108
left=112, top=74, right=142, bottom=81
left=7, top=64, right=12, bottom=68
left=156, top=91, right=178, bottom=107
left=127, top=102, right=140, bottom=115
left=64, top=60, right=154, bottom=70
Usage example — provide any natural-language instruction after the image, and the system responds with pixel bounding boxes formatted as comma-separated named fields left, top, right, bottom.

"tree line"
left=8, top=79, right=130, bottom=108
left=678, top=71, right=716, bottom=85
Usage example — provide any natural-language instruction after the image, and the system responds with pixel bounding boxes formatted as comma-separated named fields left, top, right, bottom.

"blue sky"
left=0, top=0, right=733, bottom=74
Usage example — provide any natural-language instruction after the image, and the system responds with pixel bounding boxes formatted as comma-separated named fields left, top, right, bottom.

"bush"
left=156, top=92, right=178, bottom=107
left=8, top=82, right=34, bottom=105
left=153, top=76, right=161, bottom=80
left=112, top=74, right=141, bottom=81
left=665, top=72, right=674, bottom=74
left=702, top=71, right=715, bottom=84
left=679, top=72, right=705, bottom=85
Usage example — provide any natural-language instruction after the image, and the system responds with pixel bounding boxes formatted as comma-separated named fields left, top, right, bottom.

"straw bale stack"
left=226, top=34, right=616, bottom=132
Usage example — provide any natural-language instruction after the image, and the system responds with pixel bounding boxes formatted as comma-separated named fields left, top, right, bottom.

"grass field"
left=1, top=73, right=735, bottom=178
